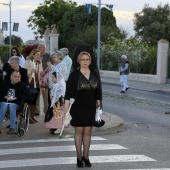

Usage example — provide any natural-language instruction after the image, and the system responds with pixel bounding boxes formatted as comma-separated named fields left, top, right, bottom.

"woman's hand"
left=41, top=88, right=46, bottom=94
left=63, top=107, right=68, bottom=115
left=63, top=100, right=70, bottom=115
left=63, top=105, right=69, bottom=115
left=47, top=61, right=52, bottom=67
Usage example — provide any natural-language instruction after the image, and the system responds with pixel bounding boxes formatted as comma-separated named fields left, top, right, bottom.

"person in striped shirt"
left=47, top=50, right=67, bottom=109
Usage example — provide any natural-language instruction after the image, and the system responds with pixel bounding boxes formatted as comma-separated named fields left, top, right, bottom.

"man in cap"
left=60, top=48, right=72, bottom=81
left=119, top=54, right=130, bottom=93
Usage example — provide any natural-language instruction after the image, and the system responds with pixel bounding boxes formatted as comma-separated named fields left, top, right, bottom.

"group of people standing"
left=0, top=44, right=72, bottom=131
left=0, top=44, right=104, bottom=168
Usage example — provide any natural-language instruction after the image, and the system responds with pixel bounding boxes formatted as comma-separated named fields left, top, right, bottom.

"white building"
left=25, top=39, right=44, bottom=45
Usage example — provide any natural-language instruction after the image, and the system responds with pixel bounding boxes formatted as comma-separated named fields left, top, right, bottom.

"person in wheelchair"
left=4, top=56, right=28, bottom=85
left=0, top=70, right=28, bottom=134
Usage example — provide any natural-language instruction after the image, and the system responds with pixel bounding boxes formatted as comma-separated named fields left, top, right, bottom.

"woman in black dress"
left=64, top=47, right=102, bottom=167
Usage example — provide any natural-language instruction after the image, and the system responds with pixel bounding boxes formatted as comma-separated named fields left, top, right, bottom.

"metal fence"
left=0, top=47, right=166, bottom=76
left=0, top=51, right=9, bottom=63
left=98, top=48, right=157, bottom=75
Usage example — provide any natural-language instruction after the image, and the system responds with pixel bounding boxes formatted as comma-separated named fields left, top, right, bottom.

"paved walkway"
left=1, top=76, right=170, bottom=141
left=0, top=111, right=123, bottom=141
left=101, top=76, right=170, bottom=92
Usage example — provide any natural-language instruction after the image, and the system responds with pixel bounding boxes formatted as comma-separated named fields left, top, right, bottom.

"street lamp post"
left=9, top=1, right=11, bottom=54
left=97, top=0, right=101, bottom=69
left=0, top=1, right=12, bottom=54
left=97, top=1, right=114, bottom=69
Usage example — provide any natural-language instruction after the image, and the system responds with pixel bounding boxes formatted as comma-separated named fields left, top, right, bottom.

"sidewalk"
left=101, top=76, right=170, bottom=92
left=0, top=112, right=124, bottom=141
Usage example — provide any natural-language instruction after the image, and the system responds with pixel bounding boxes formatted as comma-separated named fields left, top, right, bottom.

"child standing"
left=44, top=72, right=65, bottom=134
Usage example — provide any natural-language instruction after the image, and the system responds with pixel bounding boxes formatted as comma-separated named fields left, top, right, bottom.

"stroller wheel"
left=17, top=128, right=25, bottom=137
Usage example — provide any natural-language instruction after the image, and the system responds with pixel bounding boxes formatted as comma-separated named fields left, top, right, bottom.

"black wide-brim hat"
left=93, top=120, right=105, bottom=128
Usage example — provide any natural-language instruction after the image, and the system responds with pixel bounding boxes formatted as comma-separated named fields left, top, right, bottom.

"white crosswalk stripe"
left=0, top=136, right=105, bottom=145
left=0, top=144, right=127, bottom=155
left=0, top=156, right=155, bottom=169
left=0, top=137, right=168, bottom=169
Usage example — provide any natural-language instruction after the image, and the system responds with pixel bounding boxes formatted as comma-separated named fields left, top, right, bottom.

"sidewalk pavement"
left=1, top=76, right=170, bottom=141
left=0, top=112, right=124, bottom=141
left=101, top=76, right=170, bottom=92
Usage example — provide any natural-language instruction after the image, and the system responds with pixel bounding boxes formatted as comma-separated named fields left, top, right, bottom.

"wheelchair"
left=4, top=102, right=29, bottom=137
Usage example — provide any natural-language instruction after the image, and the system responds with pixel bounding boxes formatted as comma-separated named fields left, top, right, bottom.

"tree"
left=27, top=0, right=77, bottom=38
left=58, top=5, right=121, bottom=48
left=133, top=3, right=170, bottom=44
left=4, top=35, right=23, bottom=46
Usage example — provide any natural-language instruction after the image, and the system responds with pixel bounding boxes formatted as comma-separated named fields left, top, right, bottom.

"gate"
left=0, top=51, right=9, bottom=63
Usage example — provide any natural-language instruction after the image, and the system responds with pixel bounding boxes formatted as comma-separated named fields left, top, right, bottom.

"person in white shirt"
left=9, top=47, right=25, bottom=67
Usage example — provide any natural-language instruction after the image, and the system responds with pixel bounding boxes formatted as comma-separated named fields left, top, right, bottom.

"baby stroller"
left=5, top=101, right=29, bottom=137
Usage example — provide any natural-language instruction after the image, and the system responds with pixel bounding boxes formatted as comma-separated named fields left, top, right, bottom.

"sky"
left=0, top=0, right=169, bottom=43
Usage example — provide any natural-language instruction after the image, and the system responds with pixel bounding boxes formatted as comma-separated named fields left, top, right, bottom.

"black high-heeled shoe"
left=77, top=158, right=83, bottom=168
left=82, top=156, right=92, bottom=167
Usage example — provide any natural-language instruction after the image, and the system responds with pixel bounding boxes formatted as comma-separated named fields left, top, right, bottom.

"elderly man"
left=119, top=54, right=130, bottom=93
left=60, top=47, right=72, bottom=81
left=35, top=43, right=51, bottom=115
left=0, top=70, right=28, bottom=134
left=4, top=56, right=28, bottom=85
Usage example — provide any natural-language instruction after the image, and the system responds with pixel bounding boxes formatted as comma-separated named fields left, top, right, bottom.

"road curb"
left=62, top=112, right=124, bottom=136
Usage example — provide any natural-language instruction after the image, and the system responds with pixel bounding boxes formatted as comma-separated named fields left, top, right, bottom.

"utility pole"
left=97, top=0, right=101, bottom=69
left=89, top=2, right=115, bottom=69
left=0, top=1, right=12, bottom=54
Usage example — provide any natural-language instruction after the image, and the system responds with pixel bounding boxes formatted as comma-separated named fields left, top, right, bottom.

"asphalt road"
left=102, top=82, right=170, bottom=126
left=102, top=82, right=170, bottom=169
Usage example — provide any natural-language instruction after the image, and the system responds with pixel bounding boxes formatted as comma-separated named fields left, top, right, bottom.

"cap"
left=60, top=48, right=69, bottom=55
left=121, top=54, right=127, bottom=59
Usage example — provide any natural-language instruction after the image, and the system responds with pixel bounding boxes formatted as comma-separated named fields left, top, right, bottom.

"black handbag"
left=27, top=87, right=39, bottom=103
left=93, top=120, right=105, bottom=128
left=27, top=64, right=40, bottom=103
left=44, top=107, right=53, bottom=122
